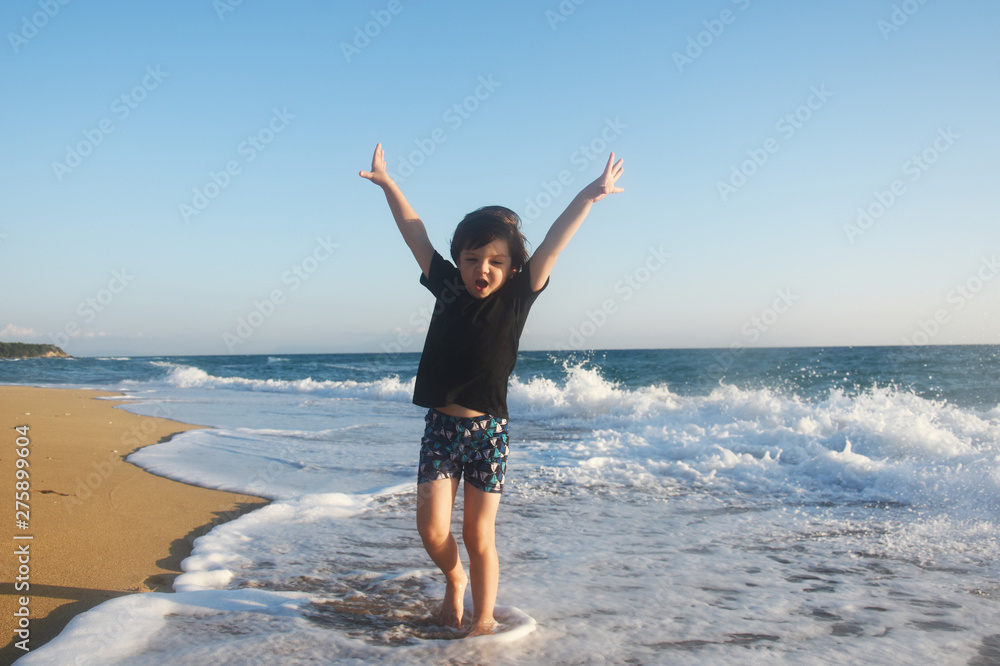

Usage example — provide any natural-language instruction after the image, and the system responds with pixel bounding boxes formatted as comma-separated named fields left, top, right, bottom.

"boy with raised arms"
left=360, top=143, right=624, bottom=635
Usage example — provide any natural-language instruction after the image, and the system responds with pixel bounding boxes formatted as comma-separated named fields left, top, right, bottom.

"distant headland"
left=0, top=342, right=70, bottom=359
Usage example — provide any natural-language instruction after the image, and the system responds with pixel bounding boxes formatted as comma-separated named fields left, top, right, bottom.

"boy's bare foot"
left=466, top=619, right=498, bottom=637
left=438, top=572, right=468, bottom=629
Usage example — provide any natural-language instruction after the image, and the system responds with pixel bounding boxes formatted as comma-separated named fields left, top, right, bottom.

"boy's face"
left=458, top=239, right=513, bottom=299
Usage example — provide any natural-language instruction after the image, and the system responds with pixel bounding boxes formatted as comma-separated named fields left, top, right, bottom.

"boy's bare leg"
left=416, top=478, right=468, bottom=628
left=463, top=482, right=502, bottom=636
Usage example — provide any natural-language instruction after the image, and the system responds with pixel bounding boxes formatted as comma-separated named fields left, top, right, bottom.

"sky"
left=1, top=0, right=998, bottom=357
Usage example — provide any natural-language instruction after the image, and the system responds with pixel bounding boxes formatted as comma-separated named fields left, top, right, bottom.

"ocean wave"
left=138, top=360, right=999, bottom=516
left=156, top=362, right=415, bottom=401
left=507, top=364, right=1000, bottom=516
left=19, top=351, right=1000, bottom=665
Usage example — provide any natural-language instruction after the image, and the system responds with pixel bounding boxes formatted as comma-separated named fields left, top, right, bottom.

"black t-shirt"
left=412, top=251, right=547, bottom=418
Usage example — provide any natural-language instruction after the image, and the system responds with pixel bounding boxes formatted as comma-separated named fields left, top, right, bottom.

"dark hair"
left=450, top=206, right=530, bottom=272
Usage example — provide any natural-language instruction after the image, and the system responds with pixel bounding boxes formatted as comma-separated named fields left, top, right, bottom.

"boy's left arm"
left=528, top=153, right=624, bottom=292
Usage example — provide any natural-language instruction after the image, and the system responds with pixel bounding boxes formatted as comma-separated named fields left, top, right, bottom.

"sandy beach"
left=0, top=385, right=268, bottom=662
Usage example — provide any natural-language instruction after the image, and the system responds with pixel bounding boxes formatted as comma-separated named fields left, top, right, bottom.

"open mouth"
left=475, top=279, right=489, bottom=291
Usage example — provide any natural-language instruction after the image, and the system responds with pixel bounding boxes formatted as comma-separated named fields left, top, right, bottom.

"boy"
left=360, top=142, right=624, bottom=635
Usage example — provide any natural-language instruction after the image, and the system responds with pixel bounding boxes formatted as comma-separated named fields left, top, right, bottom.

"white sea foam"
left=156, top=362, right=415, bottom=401
left=175, top=492, right=376, bottom=593
left=26, top=358, right=1000, bottom=664
left=16, top=587, right=536, bottom=665
left=507, top=365, right=1000, bottom=516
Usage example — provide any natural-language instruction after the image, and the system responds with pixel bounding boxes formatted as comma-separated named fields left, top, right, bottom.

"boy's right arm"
left=360, top=143, right=434, bottom=278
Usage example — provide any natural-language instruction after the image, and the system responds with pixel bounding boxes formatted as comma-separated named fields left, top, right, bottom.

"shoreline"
left=0, top=385, right=269, bottom=662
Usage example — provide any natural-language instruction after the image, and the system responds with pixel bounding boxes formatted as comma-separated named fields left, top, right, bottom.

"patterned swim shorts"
left=418, top=409, right=509, bottom=493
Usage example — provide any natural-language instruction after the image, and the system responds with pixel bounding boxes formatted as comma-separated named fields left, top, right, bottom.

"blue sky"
left=2, top=0, right=998, bottom=356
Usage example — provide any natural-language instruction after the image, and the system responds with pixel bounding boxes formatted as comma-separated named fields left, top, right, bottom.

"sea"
left=3, top=346, right=999, bottom=665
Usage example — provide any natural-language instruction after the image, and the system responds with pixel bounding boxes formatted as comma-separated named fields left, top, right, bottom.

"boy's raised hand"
left=360, top=142, right=434, bottom=276
left=528, top=152, right=625, bottom=291
left=582, top=152, right=625, bottom=203
left=359, top=142, right=393, bottom=188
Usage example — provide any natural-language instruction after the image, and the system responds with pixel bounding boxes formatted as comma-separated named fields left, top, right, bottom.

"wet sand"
left=0, top=386, right=268, bottom=662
